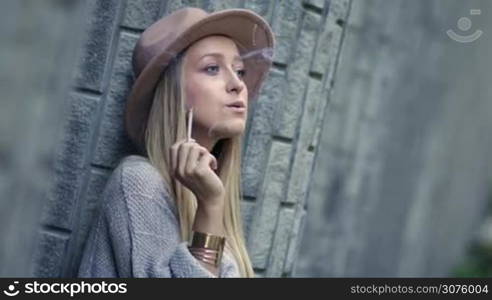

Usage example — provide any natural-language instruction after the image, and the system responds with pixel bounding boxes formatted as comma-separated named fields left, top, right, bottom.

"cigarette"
left=187, top=107, right=193, bottom=142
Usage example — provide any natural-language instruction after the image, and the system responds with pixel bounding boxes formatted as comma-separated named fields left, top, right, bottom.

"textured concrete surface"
left=0, top=0, right=87, bottom=277
left=295, top=0, right=492, bottom=277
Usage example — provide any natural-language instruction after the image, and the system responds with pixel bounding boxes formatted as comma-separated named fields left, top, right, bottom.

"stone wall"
left=295, top=0, right=492, bottom=277
left=0, top=0, right=87, bottom=276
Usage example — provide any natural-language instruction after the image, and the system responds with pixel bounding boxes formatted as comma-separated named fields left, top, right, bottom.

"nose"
left=225, top=68, right=245, bottom=94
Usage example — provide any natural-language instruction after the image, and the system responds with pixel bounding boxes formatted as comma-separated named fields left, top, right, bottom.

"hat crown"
left=132, top=7, right=209, bottom=77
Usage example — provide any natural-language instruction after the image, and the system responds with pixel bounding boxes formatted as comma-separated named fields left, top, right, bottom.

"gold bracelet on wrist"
left=188, top=231, right=226, bottom=267
left=189, top=249, right=219, bottom=261
left=192, top=255, right=216, bottom=266
left=194, top=256, right=217, bottom=264
left=189, top=231, right=226, bottom=250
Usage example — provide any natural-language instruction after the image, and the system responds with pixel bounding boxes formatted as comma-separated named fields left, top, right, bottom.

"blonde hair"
left=142, top=49, right=255, bottom=277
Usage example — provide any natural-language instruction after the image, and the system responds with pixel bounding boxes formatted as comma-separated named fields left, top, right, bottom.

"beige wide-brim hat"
left=125, top=7, right=276, bottom=154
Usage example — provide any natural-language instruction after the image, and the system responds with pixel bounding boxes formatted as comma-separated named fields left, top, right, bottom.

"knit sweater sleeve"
left=78, top=155, right=240, bottom=278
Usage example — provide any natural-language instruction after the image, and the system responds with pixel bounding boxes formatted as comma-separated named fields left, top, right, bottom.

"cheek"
left=185, top=81, right=221, bottom=123
left=184, top=82, right=199, bottom=110
left=184, top=75, right=217, bottom=109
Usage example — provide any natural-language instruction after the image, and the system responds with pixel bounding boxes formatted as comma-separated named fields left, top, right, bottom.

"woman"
left=78, top=7, right=275, bottom=277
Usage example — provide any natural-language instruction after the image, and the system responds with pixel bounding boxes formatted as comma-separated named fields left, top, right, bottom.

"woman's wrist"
left=193, top=199, right=225, bottom=237
left=196, top=194, right=225, bottom=214
left=190, top=199, right=226, bottom=274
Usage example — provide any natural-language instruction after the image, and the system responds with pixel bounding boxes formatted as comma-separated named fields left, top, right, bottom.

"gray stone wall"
left=295, top=0, right=492, bottom=277
left=29, top=0, right=351, bottom=277
left=0, top=0, right=87, bottom=276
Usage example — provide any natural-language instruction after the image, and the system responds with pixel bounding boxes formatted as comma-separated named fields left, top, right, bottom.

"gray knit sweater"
left=77, top=155, right=240, bottom=278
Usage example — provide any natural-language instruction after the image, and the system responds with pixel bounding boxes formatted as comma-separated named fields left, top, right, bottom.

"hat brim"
left=125, top=9, right=275, bottom=152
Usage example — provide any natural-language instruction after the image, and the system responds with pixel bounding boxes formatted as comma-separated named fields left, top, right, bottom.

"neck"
left=191, top=126, right=218, bottom=153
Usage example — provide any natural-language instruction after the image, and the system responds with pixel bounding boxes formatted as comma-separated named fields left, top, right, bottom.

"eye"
left=204, top=65, right=219, bottom=74
left=204, top=65, right=246, bottom=79
left=237, top=69, right=246, bottom=78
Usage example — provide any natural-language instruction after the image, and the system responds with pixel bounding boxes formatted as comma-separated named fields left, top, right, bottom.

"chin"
left=206, top=117, right=246, bottom=139
left=223, top=127, right=245, bottom=138
left=216, top=123, right=245, bottom=139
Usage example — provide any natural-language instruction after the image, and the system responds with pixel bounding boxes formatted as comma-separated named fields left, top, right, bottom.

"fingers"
left=185, top=144, right=207, bottom=175
left=171, top=138, right=212, bottom=178
left=170, top=140, right=182, bottom=176
left=209, top=153, right=218, bottom=171
left=170, top=138, right=188, bottom=176
left=196, top=151, right=218, bottom=175
left=177, top=140, right=193, bottom=177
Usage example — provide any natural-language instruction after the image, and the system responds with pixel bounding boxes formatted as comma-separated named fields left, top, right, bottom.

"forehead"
left=184, top=35, right=242, bottom=61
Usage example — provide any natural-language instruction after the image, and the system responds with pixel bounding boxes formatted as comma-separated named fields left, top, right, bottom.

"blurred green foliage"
left=453, top=187, right=492, bottom=277
left=453, top=243, right=492, bottom=277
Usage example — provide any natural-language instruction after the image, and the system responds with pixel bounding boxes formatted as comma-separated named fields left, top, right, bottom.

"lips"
left=225, top=100, right=245, bottom=108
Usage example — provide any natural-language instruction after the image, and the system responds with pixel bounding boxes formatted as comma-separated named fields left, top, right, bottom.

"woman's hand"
left=170, top=138, right=225, bottom=208
left=171, top=138, right=226, bottom=272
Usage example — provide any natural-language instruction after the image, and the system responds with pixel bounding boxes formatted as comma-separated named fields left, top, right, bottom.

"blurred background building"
left=1, top=0, right=491, bottom=278
left=295, top=0, right=492, bottom=277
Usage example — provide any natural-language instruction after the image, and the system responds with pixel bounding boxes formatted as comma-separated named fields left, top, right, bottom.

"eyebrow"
left=198, top=52, right=244, bottom=64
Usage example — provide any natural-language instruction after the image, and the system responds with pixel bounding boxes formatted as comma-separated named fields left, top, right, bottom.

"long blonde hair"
left=142, top=49, right=255, bottom=277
